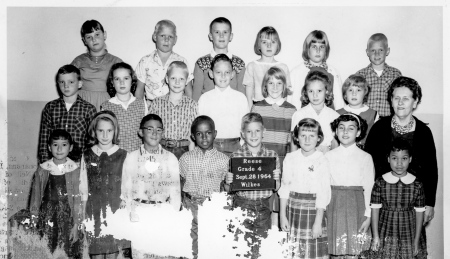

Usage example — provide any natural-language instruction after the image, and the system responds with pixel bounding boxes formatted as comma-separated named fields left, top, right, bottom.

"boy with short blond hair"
left=356, top=33, right=402, bottom=117
left=135, top=20, right=193, bottom=100
left=226, top=112, right=281, bottom=259
left=148, top=61, right=198, bottom=159
left=38, top=65, right=96, bottom=164
left=192, top=17, right=246, bottom=101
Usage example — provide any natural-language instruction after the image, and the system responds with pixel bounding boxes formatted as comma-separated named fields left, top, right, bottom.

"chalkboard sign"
left=230, top=157, right=276, bottom=191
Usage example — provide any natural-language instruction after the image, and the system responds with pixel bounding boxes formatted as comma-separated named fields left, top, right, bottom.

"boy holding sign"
left=225, top=112, right=281, bottom=259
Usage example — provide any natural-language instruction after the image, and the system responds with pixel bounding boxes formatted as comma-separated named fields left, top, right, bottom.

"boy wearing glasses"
left=121, top=114, right=181, bottom=220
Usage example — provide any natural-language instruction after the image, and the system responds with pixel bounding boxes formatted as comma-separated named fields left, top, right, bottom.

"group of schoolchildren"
left=26, top=15, right=428, bottom=259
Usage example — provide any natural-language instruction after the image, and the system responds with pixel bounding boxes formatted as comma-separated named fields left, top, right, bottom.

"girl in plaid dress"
left=279, top=118, right=331, bottom=259
left=101, top=62, right=148, bottom=153
left=364, top=138, right=427, bottom=258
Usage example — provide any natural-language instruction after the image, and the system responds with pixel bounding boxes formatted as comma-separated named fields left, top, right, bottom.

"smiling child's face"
left=166, top=67, right=188, bottom=94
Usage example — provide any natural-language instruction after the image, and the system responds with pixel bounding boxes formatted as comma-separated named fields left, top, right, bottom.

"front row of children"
left=29, top=108, right=427, bottom=259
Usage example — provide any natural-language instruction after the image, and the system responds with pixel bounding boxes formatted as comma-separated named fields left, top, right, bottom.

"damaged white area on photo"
left=83, top=204, right=193, bottom=258
left=198, top=192, right=289, bottom=259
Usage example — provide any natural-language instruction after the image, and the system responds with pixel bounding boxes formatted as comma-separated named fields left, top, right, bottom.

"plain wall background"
left=5, top=5, right=444, bottom=258
left=7, top=6, right=443, bottom=116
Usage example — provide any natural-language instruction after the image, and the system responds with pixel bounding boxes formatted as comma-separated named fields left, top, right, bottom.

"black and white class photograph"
left=0, top=1, right=447, bottom=259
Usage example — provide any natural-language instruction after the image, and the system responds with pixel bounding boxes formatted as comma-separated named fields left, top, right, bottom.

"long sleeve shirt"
left=278, top=150, right=331, bottom=209
left=324, top=144, right=375, bottom=217
left=38, top=95, right=96, bottom=163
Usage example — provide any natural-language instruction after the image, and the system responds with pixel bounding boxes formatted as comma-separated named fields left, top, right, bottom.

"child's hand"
left=371, top=237, right=380, bottom=251
left=358, top=217, right=371, bottom=233
left=311, top=222, right=322, bottom=239
left=414, top=240, right=419, bottom=256
left=226, top=172, right=233, bottom=184
left=280, top=215, right=289, bottom=232
left=119, top=200, right=126, bottom=209
left=69, top=223, right=79, bottom=243
left=272, top=169, right=281, bottom=181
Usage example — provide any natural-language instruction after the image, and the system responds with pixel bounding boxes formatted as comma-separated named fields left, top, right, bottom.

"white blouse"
left=324, top=143, right=375, bottom=217
left=278, top=150, right=331, bottom=209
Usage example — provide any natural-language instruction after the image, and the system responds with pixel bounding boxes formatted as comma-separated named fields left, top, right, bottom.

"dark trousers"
left=233, top=196, right=272, bottom=259
left=183, top=195, right=208, bottom=259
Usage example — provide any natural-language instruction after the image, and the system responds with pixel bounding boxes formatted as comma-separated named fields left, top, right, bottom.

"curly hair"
left=300, top=70, right=334, bottom=107
left=106, top=62, right=138, bottom=97
left=330, top=113, right=368, bottom=143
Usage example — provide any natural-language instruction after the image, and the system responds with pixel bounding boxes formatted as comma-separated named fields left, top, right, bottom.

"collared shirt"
left=41, top=157, right=78, bottom=176
left=148, top=94, right=198, bottom=140
left=108, top=94, right=148, bottom=113
left=291, top=103, right=339, bottom=147
left=38, top=95, right=97, bottom=164
left=324, top=143, right=375, bottom=217
left=79, top=145, right=120, bottom=201
left=278, top=150, right=331, bottom=209
left=198, top=86, right=249, bottom=139
left=232, top=144, right=280, bottom=199
left=135, top=50, right=193, bottom=100
left=120, top=145, right=181, bottom=210
left=101, top=96, right=147, bottom=153
left=179, top=146, right=229, bottom=198
left=341, top=104, right=380, bottom=123
left=243, top=60, right=291, bottom=102
left=356, top=63, right=402, bottom=117
left=370, top=172, right=425, bottom=212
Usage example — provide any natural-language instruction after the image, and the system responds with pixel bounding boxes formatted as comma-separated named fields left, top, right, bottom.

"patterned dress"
left=82, top=145, right=130, bottom=255
left=368, top=173, right=427, bottom=258
left=38, top=174, right=82, bottom=257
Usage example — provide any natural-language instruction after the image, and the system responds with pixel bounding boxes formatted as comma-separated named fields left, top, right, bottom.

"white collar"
left=343, top=104, right=369, bottom=114
left=91, top=144, right=119, bottom=156
left=210, top=49, right=233, bottom=59
left=382, top=172, right=416, bottom=184
left=265, top=97, right=285, bottom=106
left=109, top=94, right=136, bottom=109
left=41, top=157, right=78, bottom=175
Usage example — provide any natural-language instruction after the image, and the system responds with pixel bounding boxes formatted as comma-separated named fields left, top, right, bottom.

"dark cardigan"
left=365, top=115, right=438, bottom=207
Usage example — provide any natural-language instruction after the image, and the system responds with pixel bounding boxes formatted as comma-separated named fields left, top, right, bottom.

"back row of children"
left=32, top=16, right=416, bottom=259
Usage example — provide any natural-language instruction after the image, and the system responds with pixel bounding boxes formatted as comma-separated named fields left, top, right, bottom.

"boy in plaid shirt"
left=179, top=115, right=229, bottom=259
left=226, top=112, right=281, bottom=259
left=356, top=33, right=402, bottom=117
left=38, top=65, right=96, bottom=164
